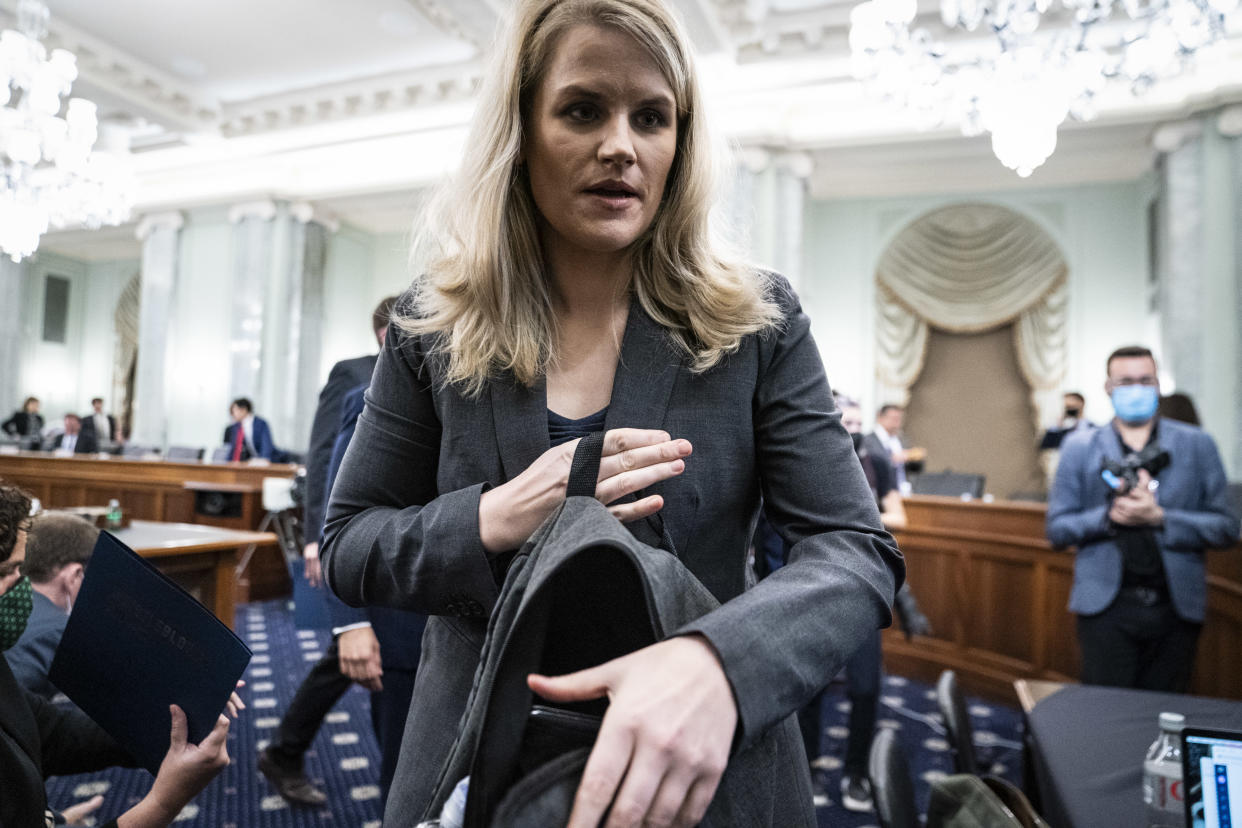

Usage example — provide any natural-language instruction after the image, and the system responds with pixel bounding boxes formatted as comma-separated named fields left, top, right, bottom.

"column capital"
left=289, top=201, right=341, bottom=232
left=1217, top=105, right=1242, bottom=139
left=135, top=211, right=184, bottom=242
left=1151, top=119, right=1204, bottom=154
left=227, top=200, right=278, bottom=224
left=774, top=151, right=814, bottom=179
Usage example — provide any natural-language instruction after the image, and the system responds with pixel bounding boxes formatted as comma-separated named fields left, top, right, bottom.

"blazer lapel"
left=605, top=298, right=683, bottom=434
left=490, top=374, right=551, bottom=483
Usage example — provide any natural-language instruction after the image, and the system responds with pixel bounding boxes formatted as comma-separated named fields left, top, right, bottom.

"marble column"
left=1223, top=109, right=1242, bottom=476
left=0, top=258, right=26, bottom=414
left=131, top=212, right=184, bottom=447
left=226, top=201, right=276, bottom=409
left=727, top=147, right=813, bottom=292
left=227, top=200, right=333, bottom=454
left=1155, top=122, right=1204, bottom=400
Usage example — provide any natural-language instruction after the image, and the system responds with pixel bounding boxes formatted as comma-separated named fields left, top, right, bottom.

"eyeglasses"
left=1110, top=377, right=1158, bottom=387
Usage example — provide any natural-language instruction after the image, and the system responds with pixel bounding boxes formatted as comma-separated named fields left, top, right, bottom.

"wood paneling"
left=0, top=452, right=297, bottom=601
left=886, top=494, right=1242, bottom=703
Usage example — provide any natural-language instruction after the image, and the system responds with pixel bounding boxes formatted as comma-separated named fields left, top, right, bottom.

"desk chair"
left=165, top=446, right=204, bottom=461
left=936, top=670, right=979, bottom=775
left=122, top=444, right=159, bottom=458
left=868, top=727, right=918, bottom=828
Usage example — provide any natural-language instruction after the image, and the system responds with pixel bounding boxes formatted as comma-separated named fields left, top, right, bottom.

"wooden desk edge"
left=1014, top=679, right=1069, bottom=713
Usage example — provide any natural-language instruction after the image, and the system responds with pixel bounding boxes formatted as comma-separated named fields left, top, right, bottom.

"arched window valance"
left=875, top=203, right=1068, bottom=433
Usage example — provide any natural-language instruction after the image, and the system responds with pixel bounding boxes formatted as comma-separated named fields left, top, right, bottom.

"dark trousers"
left=268, top=636, right=419, bottom=806
left=798, top=628, right=883, bottom=776
left=1077, top=591, right=1202, bottom=692
left=268, top=638, right=352, bottom=771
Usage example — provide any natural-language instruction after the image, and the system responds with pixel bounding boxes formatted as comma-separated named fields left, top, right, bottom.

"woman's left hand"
left=527, top=634, right=737, bottom=828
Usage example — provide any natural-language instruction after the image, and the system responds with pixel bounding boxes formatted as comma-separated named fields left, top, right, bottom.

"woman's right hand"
left=478, top=428, right=692, bottom=553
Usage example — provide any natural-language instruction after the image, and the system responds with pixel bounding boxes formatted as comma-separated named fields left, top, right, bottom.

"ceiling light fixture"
left=0, top=0, right=132, bottom=262
left=848, top=0, right=1240, bottom=176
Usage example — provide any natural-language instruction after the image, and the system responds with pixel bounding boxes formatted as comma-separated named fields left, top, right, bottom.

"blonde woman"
left=321, top=1, right=902, bottom=825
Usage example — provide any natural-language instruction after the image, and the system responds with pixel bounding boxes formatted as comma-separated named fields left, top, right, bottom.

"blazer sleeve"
left=304, top=362, right=356, bottom=546
left=678, top=278, right=904, bottom=750
left=1159, top=431, right=1241, bottom=550
left=320, top=328, right=499, bottom=617
left=1045, top=431, right=1111, bottom=548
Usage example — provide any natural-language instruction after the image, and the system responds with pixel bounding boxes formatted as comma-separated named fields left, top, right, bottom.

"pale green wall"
left=802, top=178, right=1156, bottom=434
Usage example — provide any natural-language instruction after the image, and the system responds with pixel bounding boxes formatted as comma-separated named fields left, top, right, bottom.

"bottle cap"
left=1159, top=711, right=1186, bottom=732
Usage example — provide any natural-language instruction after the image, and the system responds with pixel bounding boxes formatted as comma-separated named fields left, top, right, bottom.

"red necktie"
left=231, top=425, right=244, bottom=462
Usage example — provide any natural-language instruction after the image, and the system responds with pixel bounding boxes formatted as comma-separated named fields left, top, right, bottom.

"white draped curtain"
left=875, top=204, right=1069, bottom=433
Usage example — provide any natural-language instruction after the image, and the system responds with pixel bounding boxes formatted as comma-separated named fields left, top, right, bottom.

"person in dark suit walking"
left=321, top=2, right=902, bottom=825
left=50, top=414, right=97, bottom=454
left=300, top=296, right=398, bottom=589
left=81, top=397, right=119, bottom=447
left=222, top=398, right=276, bottom=461
left=2, top=396, right=44, bottom=440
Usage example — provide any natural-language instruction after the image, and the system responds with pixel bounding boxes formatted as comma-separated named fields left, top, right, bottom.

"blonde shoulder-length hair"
left=399, top=0, right=781, bottom=395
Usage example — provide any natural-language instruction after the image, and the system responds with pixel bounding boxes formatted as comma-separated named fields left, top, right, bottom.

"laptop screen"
left=1183, top=728, right=1242, bottom=828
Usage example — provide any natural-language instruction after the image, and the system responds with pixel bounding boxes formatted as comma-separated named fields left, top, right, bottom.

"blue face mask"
left=1111, top=385, right=1159, bottom=424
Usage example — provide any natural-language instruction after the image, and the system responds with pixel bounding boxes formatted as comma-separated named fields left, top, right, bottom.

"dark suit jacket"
left=0, top=657, right=132, bottom=827
left=304, top=355, right=377, bottom=546
left=80, top=413, right=117, bottom=446
left=4, top=592, right=67, bottom=700
left=51, top=431, right=97, bottom=454
left=1047, top=418, right=1240, bottom=622
left=323, top=384, right=426, bottom=670
left=2, top=411, right=43, bottom=438
left=322, top=277, right=903, bottom=822
left=222, top=416, right=276, bottom=461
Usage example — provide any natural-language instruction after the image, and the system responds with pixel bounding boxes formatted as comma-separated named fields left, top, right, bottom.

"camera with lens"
left=1100, top=442, right=1170, bottom=495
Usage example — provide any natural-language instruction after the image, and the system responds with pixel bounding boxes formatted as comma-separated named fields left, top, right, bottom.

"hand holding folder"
left=50, top=531, right=252, bottom=775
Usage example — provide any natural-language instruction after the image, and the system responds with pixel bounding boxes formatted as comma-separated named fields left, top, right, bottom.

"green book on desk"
left=49, top=531, right=251, bottom=774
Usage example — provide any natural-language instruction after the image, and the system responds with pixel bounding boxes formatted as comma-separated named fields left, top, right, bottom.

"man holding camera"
left=1047, top=346, right=1239, bottom=691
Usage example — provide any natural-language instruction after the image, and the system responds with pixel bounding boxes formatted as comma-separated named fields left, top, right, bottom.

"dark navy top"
left=548, top=406, right=608, bottom=446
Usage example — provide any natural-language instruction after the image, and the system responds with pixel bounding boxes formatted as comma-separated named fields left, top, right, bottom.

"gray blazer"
left=322, top=275, right=903, bottom=821
left=1047, top=417, right=1240, bottom=622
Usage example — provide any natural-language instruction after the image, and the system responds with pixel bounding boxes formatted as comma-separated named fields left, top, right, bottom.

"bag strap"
left=566, top=431, right=605, bottom=499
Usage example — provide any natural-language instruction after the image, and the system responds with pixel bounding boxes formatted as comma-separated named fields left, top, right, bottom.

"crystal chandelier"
left=0, top=0, right=132, bottom=262
left=849, top=0, right=1241, bottom=176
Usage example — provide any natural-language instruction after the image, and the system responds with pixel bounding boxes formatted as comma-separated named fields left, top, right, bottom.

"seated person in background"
left=0, top=483, right=236, bottom=827
left=2, top=396, right=44, bottom=439
left=1047, top=346, right=1240, bottom=692
left=82, top=397, right=120, bottom=447
left=5, top=512, right=99, bottom=699
left=1040, top=391, right=1094, bottom=449
left=51, top=414, right=98, bottom=454
left=222, top=397, right=276, bottom=461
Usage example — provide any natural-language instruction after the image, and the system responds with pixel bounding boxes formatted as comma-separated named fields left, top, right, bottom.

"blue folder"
left=49, top=532, right=252, bottom=774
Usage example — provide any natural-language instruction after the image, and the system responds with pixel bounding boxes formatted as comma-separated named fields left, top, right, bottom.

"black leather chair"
left=868, top=727, right=918, bottom=828
left=911, top=471, right=986, bottom=499
left=936, top=669, right=979, bottom=775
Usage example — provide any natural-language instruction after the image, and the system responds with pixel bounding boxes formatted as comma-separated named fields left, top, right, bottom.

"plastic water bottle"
left=105, top=498, right=123, bottom=530
left=1142, top=711, right=1186, bottom=828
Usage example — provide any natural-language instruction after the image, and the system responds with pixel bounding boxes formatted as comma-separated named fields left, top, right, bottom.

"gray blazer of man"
left=1047, top=417, right=1240, bottom=622
left=322, top=276, right=904, bottom=823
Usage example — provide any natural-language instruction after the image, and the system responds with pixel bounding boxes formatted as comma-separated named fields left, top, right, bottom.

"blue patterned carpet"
left=45, top=600, right=1023, bottom=826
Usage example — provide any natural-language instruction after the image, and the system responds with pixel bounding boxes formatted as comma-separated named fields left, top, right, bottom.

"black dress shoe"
left=258, top=748, right=328, bottom=806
